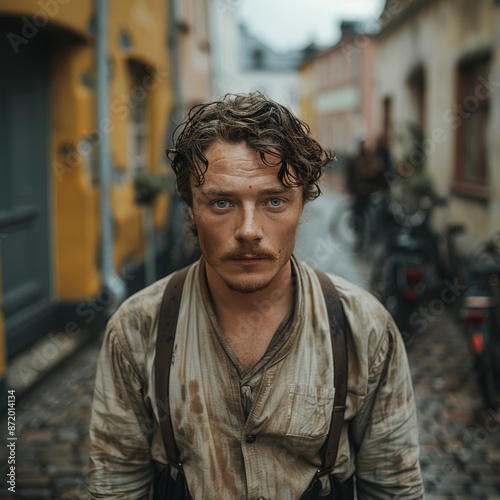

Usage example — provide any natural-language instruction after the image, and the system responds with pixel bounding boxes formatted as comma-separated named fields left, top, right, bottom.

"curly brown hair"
left=167, top=92, right=335, bottom=207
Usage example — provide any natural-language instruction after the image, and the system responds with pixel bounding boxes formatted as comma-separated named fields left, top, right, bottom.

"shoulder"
left=111, top=275, right=171, bottom=339
left=309, top=269, right=401, bottom=394
left=300, top=262, right=388, bottom=337
left=326, top=273, right=389, bottom=328
left=299, top=262, right=391, bottom=338
left=328, top=273, right=394, bottom=355
left=102, top=265, right=195, bottom=374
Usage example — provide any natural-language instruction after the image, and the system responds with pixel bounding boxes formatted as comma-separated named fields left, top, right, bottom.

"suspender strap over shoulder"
left=314, top=269, right=349, bottom=478
left=155, top=265, right=190, bottom=470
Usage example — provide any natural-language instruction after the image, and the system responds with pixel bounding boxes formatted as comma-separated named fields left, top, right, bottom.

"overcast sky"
left=237, top=0, right=386, bottom=52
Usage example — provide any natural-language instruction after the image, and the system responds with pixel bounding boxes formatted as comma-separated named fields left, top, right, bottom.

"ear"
left=188, top=206, right=195, bottom=223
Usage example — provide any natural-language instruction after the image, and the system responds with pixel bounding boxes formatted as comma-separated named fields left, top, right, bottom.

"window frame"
left=452, top=53, right=490, bottom=200
left=127, top=60, right=151, bottom=176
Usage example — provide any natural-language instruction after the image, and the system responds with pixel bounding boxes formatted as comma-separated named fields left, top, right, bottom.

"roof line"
left=377, top=0, right=436, bottom=39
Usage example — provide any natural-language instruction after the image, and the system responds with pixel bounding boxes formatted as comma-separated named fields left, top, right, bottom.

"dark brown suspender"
left=314, top=270, right=349, bottom=478
left=155, top=266, right=348, bottom=480
left=155, top=265, right=190, bottom=470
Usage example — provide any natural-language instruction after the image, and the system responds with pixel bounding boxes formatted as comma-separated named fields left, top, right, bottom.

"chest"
left=166, top=297, right=335, bottom=497
left=170, top=309, right=335, bottom=440
left=169, top=323, right=335, bottom=498
left=219, top=317, right=282, bottom=371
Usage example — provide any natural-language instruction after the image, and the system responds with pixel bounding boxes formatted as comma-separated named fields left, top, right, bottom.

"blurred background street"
left=1, top=0, right=500, bottom=498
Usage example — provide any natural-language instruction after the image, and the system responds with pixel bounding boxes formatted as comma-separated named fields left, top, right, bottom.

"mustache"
left=223, top=248, right=278, bottom=261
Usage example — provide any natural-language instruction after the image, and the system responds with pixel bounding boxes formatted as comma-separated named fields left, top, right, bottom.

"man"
left=345, top=140, right=388, bottom=253
left=88, top=93, right=424, bottom=499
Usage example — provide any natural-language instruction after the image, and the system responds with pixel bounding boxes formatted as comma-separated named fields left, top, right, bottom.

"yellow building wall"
left=0, top=0, right=173, bottom=300
left=106, top=0, right=173, bottom=270
left=50, top=44, right=102, bottom=300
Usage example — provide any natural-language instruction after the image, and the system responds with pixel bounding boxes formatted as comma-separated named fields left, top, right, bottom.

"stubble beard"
left=221, top=275, right=273, bottom=294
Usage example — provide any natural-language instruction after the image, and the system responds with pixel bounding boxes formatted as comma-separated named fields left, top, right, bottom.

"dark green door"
left=0, top=29, right=52, bottom=356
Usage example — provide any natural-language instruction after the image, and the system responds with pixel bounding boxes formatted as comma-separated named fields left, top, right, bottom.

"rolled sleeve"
left=87, top=318, right=155, bottom=499
left=352, top=317, right=424, bottom=499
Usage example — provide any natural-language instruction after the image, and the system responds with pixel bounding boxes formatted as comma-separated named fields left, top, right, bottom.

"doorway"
left=0, top=28, right=52, bottom=356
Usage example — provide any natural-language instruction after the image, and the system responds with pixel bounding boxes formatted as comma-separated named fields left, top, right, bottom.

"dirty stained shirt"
left=87, top=256, right=424, bottom=499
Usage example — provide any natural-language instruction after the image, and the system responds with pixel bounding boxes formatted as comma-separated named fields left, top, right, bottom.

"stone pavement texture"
left=409, top=312, right=500, bottom=499
left=0, top=183, right=500, bottom=499
left=0, top=340, right=99, bottom=500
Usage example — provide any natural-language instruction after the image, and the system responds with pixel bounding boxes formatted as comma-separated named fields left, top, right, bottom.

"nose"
left=234, top=206, right=263, bottom=242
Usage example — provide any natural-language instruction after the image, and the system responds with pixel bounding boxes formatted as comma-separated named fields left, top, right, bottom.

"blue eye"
left=269, top=198, right=283, bottom=207
left=214, top=200, right=229, bottom=209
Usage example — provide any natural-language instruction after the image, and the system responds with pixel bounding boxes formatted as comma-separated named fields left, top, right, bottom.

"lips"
left=230, top=256, right=269, bottom=266
left=225, top=251, right=276, bottom=265
left=232, top=254, right=268, bottom=260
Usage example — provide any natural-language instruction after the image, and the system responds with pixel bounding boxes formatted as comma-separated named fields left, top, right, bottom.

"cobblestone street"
left=0, top=339, right=98, bottom=500
left=1, top=183, right=500, bottom=499
left=411, top=312, right=500, bottom=498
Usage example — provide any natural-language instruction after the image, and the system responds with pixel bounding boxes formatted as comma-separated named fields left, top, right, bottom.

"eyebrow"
left=198, top=186, right=295, bottom=197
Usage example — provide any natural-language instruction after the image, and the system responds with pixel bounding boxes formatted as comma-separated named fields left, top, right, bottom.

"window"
left=407, top=65, right=425, bottom=137
left=453, top=54, right=490, bottom=198
left=128, top=61, right=150, bottom=174
left=194, top=0, right=209, bottom=49
left=351, top=51, right=361, bottom=84
left=382, top=96, right=392, bottom=144
left=252, top=49, right=264, bottom=70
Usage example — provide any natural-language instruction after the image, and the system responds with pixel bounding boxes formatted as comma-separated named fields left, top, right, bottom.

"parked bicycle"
left=370, top=195, right=449, bottom=340
left=460, top=232, right=500, bottom=408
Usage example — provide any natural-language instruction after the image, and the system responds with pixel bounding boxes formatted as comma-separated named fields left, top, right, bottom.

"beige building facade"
left=300, top=22, right=377, bottom=157
left=375, top=0, right=500, bottom=251
left=171, top=0, right=211, bottom=116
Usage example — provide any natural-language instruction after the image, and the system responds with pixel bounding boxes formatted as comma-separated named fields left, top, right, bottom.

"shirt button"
left=245, top=434, right=257, bottom=443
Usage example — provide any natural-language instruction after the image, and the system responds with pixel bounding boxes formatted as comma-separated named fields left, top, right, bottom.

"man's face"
left=189, top=140, right=303, bottom=294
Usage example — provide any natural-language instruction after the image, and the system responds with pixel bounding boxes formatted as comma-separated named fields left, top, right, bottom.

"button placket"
left=241, top=368, right=278, bottom=497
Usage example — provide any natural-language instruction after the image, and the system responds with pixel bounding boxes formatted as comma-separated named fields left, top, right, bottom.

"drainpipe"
left=143, top=205, right=156, bottom=286
left=96, top=0, right=126, bottom=312
left=168, top=0, right=183, bottom=127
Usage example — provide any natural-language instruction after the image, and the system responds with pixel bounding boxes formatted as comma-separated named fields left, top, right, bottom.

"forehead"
left=191, top=141, right=304, bottom=205
left=198, top=141, right=283, bottom=181
left=208, top=141, right=277, bottom=166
